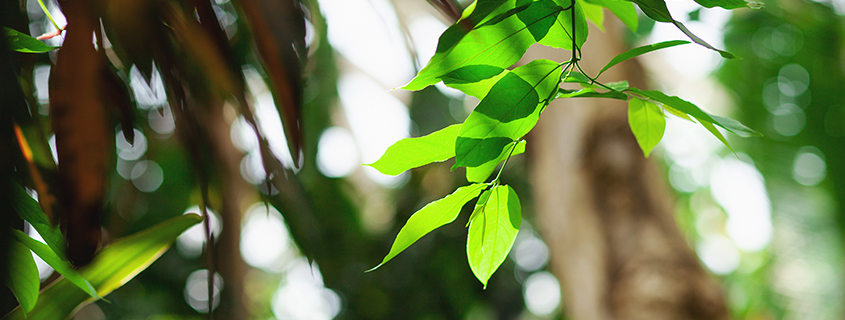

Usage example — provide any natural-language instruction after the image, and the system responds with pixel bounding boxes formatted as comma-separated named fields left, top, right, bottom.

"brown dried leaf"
left=237, top=0, right=306, bottom=165
left=49, top=3, right=107, bottom=266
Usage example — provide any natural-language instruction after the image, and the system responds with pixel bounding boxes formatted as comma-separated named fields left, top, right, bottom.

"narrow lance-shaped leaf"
left=7, top=241, right=39, bottom=314
left=367, top=124, right=462, bottom=176
left=628, top=98, right=666, bottom=157
left=466, top=140, right=526, bottom=183
left=598, top=40, right=690, bottom=77
left=629, top=0, right=735, bottom=58
left=699, top=118, right=734, bottom=152
left=467, top=185, right=521, bottom=288
left=455, top=59, right=561, bottom=168
left=10, top=182, right=67, bottom=260
left=368, top=184, right=487, bottom=271
left=403, top=0, right=563, bottom=90
left=12, top=230, right=99, bottom=299
left=2, top=214, right=203, bottom=320
left=628, top=88, right=758, bottom=137
left=3, top=27, right=59, bottom=53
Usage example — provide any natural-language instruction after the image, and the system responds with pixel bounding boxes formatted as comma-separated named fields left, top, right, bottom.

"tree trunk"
left=529, top=21, right=730, bottom=320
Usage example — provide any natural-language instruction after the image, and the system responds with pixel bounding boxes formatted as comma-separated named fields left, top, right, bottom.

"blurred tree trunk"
left=528, top=21, right=730, bottom=320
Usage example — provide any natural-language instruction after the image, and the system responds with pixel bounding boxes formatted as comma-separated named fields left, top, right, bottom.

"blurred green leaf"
left=12, top=230, right=99, bottom=299
left=367, top=124, right=461, bottom=176
left=368, top=184, right=487, bottom=271
left=3, top=27, right=58, bottom=53
left=579, top=0, right=605, bottom=31
left=467, top=185, right=521, bottom=288
left=693, top=0, right=749, bottom=9
left=7, top=241, right=39, bottom=314
left=556, top=88, right=628, bottom=100
left=584, top=0, right=637, bottom=32
left=2, top=214, right=202, bottom=320
left=598, top=40, right=690, bottom=77
left=709, top=114, right=763, bottom=137
left=628, top=98, right=666, bottom=157
left=10, top=182, right=68, bottom=260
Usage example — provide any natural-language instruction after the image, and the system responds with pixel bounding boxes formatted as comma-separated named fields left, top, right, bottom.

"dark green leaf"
left=3, top=214, right=202, bottom=320
left=693, top=0, right=749, bottom=9
left=12, top=230, right=99, bottom=299
left=11, top=182, right=68, bottom=261
left=671, top=20, right=736, bottom=59
left=367, top=124, right=462, bottom=175
left=7, top=241, right=39, bottom=313
left=628, top=99, right=666, bottom=157
left=404, top=0, right=563, bottom=90
left=4, top=27, right=59, bottom=53
left=467, top=185, right=521, bottom=288
left=466, top=140, right=526, bottom=183
left=368, top=184, right=487, bottom=271
left=628, top=88, right=717, bottom=124
left=598, top=40, right=690, bottom=77
left=630, top=0, right=673, bottom=22
left=455, top=60, right=561, bottom=167
left=708, top=114, right=763, bottom=137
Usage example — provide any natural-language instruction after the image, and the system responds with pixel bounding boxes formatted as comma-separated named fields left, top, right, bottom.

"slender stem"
left=37, top=0, right=61, bottom=32
left=492, top=140, right=521, bottom=184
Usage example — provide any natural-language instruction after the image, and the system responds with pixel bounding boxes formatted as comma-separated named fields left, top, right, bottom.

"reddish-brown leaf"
left=49, top=1, right=108, bottom=266
left=237, top=0, right=306, bottom=166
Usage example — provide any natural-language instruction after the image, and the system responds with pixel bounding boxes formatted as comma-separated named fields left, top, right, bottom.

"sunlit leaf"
left=455, top=60, right=561, bottom=167
left=7, top=241, right=39, bottom=313
left=699, top=119, right=733, bottom=151
left=403, top=0, right=563, bottom=91
left=367, top=124, right=462, bottom=175
left=467, top=185, right=521, bottom=288
left=12, top=230, right=99, bottom=299
left=598, top=40, right=690, bottom=77
left=540, top=0, right=588, bottom=50
left=368, top=184, right=487, bottom=271
left=556, top=88, right=627, bottom=100
left=628, top=98, right=665, bottom=157
left=584, top=0, right=637, bottom=32
left=441, top=65, right=508, bottom=99
left=466, top=189, right=492, bottom=227
left=3, top=27, right=58, bottom=53
left=466, top=140, right=526, bottom=183
left=2, top=214, right=203, bottom=320
left=10, top=182, right=67, bottom=259
left=709, top=114, right=763, bottom=137
left=579, top=0, right=605, bottom=31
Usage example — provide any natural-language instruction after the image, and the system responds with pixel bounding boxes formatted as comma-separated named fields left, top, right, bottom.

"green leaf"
left=628, top=99, right=666, bottom=157
left=7, top=241, right=39, bottom=313
left=368, top=184, right=487, bottom=271
left=556, top=88, right=628, bottom=100
left=693, top=0, right=749, bottom=9
left=441, top=65, right=508, bottom=99
left=466, top=189, right=492, bottom=227
left=2, top=214, right=203, bottom=320
left=584, top=0, right=637, bottom=32
left=598, top=40, right=690, bottom=77
left=466, top=140, right=526, bottom=183
left=4, top=27, right=59, bottom=53
left=10, top=182, right=68, bottom=260
left=671, top=20, right=736, bottom=59
left=467, top=185, right=521, bottom=288
left=403, top=0, right=563, bottom=91
left=663, top=105, right=693, bottom=121
left=455, top=60, right=561, bottom=168
left=627, top=0, right=735, bottom=58
left=699, top=119, right=733, bottom=151
left=12, top=230, right=99, bottom=299
left=539, top=0, right=588, bottom=50
left=562, top=71, right=591, bottom=84
left=708, top=114, right=763, bottom=137
left=579, top=0, right=605, bottom=31
left=367, top=124, right=462, bottom=175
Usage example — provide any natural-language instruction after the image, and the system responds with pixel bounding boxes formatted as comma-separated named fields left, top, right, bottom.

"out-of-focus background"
left=8, top=0, right=845, bottom=318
